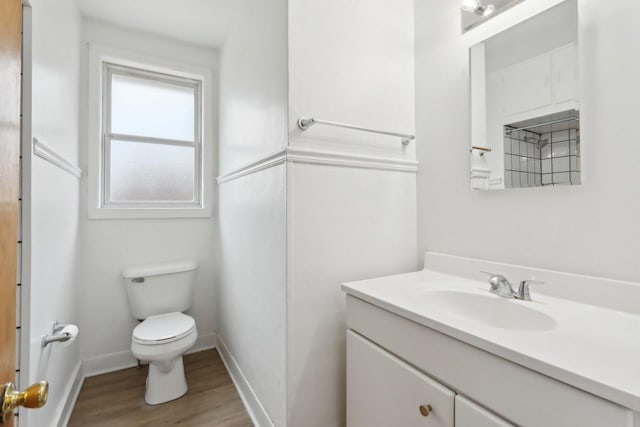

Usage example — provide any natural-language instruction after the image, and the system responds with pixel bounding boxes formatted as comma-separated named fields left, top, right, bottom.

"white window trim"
left=88, top=43, right=213, bottom=219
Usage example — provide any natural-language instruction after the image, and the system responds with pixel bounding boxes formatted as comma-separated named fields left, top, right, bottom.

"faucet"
left=515, top=279, right=545, bottom=301
left=481, top=272, right=544, bottom=301
left=481, top=271, right=516, bottom=298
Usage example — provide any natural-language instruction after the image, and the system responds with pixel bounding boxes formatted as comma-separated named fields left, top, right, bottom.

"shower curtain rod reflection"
left=505, top=116, right=579, bottom=134
left=297, top=117, right=415, bottom=145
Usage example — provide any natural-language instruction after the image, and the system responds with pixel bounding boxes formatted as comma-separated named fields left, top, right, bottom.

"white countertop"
left=342, top=269, right=640, bottom=412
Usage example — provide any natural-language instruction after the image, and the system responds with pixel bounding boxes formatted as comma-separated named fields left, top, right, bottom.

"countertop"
left=342, top=268, right=640, bottom=412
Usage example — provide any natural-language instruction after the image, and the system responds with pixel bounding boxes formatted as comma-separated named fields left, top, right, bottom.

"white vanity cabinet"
left=455, top=396, right=514, bottom=427
left=347, top=330, right=510, bottom=427
left=347, top=331, right=455, bottom=427
left=345, top=295, right=636, bottom=427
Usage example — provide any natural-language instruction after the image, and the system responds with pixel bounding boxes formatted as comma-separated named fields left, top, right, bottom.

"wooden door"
left=0, top=0, right=22, bottom=425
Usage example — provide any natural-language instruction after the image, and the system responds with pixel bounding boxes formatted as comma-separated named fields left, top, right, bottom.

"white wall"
left=416, top=0, right=640, bottom=281
left=77, top=20, right=218, bottom=373
left=286, top=163, right=417, bottom=427
left=218, top=0, right=289, bottom=175
left=218, top=165, right=287, bottom=426
left=216, top=0, right=289, bottom=425
left=23, top=1, right=82, bottom=426
left=288, top=0, right=415, bottom=160
left=286, top=1, right=416, bottom=425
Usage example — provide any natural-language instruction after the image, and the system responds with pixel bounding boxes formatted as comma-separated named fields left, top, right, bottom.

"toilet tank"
left=123, top=260, right=198, bottom=320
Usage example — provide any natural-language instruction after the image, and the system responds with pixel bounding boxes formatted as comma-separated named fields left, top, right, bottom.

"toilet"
left=122, top=260, right=198, bottom=405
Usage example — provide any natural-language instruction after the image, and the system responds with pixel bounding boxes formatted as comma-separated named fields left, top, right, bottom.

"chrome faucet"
left=481, top=271, right=516, bottom=298
left=516, top=280, right=545, bottom=301
left=481, top=272, right=544, bottom=301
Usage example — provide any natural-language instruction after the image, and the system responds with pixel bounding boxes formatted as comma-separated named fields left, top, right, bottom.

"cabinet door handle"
left=419, top=404, right=433, bottom=417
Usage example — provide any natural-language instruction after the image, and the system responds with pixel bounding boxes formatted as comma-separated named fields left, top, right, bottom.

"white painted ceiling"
left=77, top=0, right=235, bottom=48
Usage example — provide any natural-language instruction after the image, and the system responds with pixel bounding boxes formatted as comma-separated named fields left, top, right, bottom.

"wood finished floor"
left=68, top=349, right=253, bottom=427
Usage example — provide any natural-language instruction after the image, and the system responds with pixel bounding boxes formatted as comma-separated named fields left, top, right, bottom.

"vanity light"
left=461, top=0, right=496, bottom=17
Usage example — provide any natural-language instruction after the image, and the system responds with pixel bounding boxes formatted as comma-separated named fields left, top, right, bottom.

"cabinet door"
left=551, top=43, right=578, bottom=104
left=503, top=54, right=552, bottom=115
left=455, top=395, right=514, bottom=427
left=347, top=330, right=454, bottom=427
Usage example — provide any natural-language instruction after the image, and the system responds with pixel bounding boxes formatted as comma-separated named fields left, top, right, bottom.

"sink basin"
left=420, top=290, right=557, bottom=331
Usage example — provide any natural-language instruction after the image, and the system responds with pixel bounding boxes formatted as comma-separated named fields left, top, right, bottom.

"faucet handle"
left=480, top=271, right=505, bottom=281
left=480, top=271, right=498, bottom=286
left=517, top=280, right=545, bottom=301
left=480, top=271, right=508, bottom=283
left=480, top=271, right=515, bottom=297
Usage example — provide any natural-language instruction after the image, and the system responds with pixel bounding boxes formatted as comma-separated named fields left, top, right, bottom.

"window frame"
left=102, top=63, right=202, bottom=208
left=88, top=44, right=213, bottom=219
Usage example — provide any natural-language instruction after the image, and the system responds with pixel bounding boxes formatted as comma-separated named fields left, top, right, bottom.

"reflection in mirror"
left=461, top=0, right=524, bottom=33
left=469, top=0, right=579, bottom=190
left=504, top=109, right=580, bottom=188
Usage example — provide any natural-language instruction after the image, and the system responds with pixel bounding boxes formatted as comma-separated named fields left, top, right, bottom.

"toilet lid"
left=133, top=312, right=196, bottom=344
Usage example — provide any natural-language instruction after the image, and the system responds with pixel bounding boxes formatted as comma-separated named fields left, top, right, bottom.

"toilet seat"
left=133, top=312, right=196, bottom=345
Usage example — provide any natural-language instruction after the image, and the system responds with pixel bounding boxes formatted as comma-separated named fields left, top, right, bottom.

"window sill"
left=88, top=206, right=212, bottom=220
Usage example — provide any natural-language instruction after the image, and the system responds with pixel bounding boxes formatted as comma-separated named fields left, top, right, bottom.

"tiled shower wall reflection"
left=540, top=129, right=580, bottom=185
left=504, top=129, right=542, bottom=188
left=504, top=128, right=580, bottom=188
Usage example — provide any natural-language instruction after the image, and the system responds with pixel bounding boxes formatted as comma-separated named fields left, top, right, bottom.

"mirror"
left=469, top=0, right=579, bottom=190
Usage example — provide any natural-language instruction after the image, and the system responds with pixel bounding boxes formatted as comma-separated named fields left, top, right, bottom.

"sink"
left=420, top=290, right=557, bottom=331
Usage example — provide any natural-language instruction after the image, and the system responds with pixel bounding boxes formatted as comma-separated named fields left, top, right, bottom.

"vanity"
left=343, top=253, right=640, bottom=427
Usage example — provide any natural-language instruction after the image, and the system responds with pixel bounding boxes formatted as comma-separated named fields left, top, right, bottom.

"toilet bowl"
left=131, top=312, right=198, bottom=405
left=122, top=260, right=199, bottom=405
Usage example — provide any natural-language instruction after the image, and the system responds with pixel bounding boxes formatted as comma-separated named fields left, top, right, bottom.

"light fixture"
left=461, top=0, right=496, bottom=17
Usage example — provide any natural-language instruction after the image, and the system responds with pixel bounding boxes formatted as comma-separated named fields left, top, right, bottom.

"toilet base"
left=145, top=356, right=188, bottom=405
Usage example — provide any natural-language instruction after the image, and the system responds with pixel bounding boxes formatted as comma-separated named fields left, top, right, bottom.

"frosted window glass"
left=111, top=73, right=195, bottom=141
left=109, top=140, right=195, bottom=203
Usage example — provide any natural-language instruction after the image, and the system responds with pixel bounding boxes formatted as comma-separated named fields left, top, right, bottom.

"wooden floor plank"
left=68, top=349, right=253, bottom=427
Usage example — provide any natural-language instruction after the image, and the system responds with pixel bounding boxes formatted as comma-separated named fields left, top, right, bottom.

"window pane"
left=109, top=140, right=196, bottom=203
left=110, top=73, right=195, bottom=141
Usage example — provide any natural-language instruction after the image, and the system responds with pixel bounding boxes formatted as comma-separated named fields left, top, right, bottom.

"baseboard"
left=217, top=335, right=274, bottom=427
left=83, top=332, right=217, bottom=378
left=55, top=360, right=84, bottom=427
left=82, top=349, right=137, bottom=378
left=189, top=332, right=217, bottom=355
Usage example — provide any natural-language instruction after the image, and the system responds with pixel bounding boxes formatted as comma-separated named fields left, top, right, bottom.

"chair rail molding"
left=216, top=147, right=418, bottom=185
left=32, top=137, right=82, bottom=178
left=286, top=146, right=418, bottom=172
left=217, top=149, right=288, bottom=184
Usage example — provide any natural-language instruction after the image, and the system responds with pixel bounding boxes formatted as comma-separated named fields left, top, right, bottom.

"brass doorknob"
left=419, top=403, right=433, bottom=417
left=1, top=381, right=48, bottom=423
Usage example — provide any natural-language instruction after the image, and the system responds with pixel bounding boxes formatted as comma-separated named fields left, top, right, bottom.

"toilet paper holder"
left=41, top=321, right=75, bottom=348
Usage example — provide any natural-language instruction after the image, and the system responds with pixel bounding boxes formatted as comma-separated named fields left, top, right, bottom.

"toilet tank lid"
left=122, top=260, right=198, bottom=279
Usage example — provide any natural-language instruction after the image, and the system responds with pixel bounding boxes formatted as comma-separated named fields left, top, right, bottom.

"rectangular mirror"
left=469, top=0, right=579, bottom=190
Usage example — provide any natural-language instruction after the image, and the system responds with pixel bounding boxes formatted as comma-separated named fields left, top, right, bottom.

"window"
left=88, top=46, right=212, bottom=218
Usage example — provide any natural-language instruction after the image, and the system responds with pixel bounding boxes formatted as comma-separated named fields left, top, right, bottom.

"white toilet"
left=123, top=260, right=198, bottom=405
